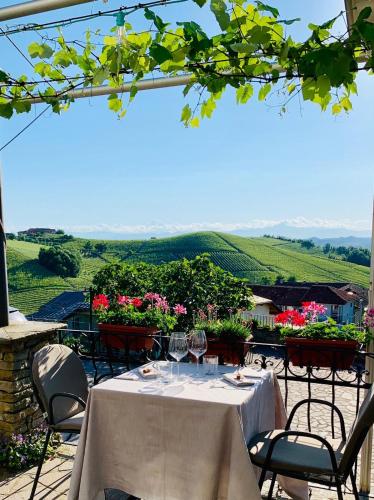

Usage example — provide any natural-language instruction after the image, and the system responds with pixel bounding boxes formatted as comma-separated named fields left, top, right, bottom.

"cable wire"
left=0, top=105, right=51, bottom=152
left=1, top=0, right=188, bottom=36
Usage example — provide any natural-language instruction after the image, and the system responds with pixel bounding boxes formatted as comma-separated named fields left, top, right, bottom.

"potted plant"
left=276, top=302, right=368, bottom=369
left=194, top=305, right=252, bottom=365
left=93, top=292, right=186, bottom=351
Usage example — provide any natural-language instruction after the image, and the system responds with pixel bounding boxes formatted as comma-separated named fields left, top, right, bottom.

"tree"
left=323, top=243, right=331, bottom=254
left=95, top=243, right=107, bottom=255
left=56, top=229, right=65, bottom=234
left=300, top=240, right=315, bottom=250
left=0, top=3, right=373, bottom=122
left=38, top=246, right=81, bottom=277
left=82, top=241, right=94, bottom=257
left=92, top=254, right=253, bottom=324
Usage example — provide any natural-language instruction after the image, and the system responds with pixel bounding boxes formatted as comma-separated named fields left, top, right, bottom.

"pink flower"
left=155, top=296, right=169, bottom=312
left=301, top=302, right=327, bottom=322
left=131, top=297, right=143, bottom=308
left=117, top=295, right=131, bottom=305
left=364, top=308, right=374, bottom=329
left=197, top=309, right=207, bottom=320
left=93, top=294, right=109, bottom=310
left=174, top=304, right=187, bottom=315
left=207, top=304, right=216, bottom=312
left=144, top=292, right=161, bottom=302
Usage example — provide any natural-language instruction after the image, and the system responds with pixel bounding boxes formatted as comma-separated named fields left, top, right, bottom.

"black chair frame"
left=29, top=366, right=87, bottom=500
left=255, top=398, right=360, bottom=500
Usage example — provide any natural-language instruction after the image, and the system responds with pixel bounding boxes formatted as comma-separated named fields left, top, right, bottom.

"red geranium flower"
left=92, top=294, right=109, bottom=310
left=131, top=297, right=143, bottom=308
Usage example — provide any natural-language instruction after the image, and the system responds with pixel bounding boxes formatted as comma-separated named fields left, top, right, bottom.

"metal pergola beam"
left=0, top=0, right=96, bottom=22
left=28, top=75, right=194, bottom=103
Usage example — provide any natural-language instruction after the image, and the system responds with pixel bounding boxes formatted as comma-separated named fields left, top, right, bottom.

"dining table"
left=68, top=362, right=308, bottom=500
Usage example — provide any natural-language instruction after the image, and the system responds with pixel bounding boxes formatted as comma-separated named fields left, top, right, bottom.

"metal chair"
left=29, top=344, right=89, bottom=500
left=248, top=384, right=374, bottom=500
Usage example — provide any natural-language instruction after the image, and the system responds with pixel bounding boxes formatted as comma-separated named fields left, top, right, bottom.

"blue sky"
left=0, top=0, right=373, bottom=238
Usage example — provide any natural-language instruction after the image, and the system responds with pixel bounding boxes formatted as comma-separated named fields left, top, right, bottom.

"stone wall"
left=0, top=322, right=66, bottom=436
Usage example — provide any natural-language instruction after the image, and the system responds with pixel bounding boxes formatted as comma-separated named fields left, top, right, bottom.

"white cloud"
left=61, top=217, right=371, bottom=235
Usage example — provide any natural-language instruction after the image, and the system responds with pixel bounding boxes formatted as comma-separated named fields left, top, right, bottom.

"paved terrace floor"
left=1, top=360, right=373, bottom=500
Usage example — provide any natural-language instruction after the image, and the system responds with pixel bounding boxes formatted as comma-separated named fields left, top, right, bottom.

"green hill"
left=7, top=232, right=370, bottom=315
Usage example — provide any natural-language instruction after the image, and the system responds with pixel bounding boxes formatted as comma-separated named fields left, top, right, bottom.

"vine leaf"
left=255, top=1, right=279, bottom=18
left=258, top=83, right=271, bottom=101
left=236, top=84, right=254, bottom=104
left=210, top=0, right=230, bottom=30
left=108, top=94, right=122, bottom=112
left=28, top=42, right=53, bottom=59
left=149, top=44, right=173, bottom=64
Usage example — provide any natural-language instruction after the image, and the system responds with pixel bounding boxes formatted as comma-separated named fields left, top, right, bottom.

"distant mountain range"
left=311, top=237, right=371, bottom=250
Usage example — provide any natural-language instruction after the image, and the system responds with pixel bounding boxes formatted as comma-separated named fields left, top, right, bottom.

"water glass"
left=203, top=355, right=218, bottom=376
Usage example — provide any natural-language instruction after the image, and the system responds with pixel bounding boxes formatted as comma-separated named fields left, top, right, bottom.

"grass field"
left=7, top=232, right=370, bottom=315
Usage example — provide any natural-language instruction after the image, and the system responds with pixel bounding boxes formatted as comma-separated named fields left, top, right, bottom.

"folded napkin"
left=223, top=372, right=258, bottom=387
left=138, top=366, right=159, bottom=379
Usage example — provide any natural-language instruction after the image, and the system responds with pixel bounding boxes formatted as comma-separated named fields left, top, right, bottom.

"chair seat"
left=52, top=411, right=85, bottom=431
left=248, top=430, right=344, bottom=476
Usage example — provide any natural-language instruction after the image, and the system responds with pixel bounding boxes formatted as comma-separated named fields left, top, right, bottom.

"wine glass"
left=188, top=330, right=207, bottom=377
left=168, top=332, right=188, bottom=380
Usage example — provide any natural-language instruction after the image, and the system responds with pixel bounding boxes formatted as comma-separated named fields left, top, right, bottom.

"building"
left=249, top=282, right=368, bottom=325
left=29, top=291, right=93, bottom=330
left=242, top=295, right=281, bottom=328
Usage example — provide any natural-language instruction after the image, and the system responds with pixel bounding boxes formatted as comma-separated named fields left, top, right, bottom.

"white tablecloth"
left=68, top=363, right=308, bottom=500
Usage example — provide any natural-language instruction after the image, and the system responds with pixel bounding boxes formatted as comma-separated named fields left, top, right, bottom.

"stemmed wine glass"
left=188, top=330, right=207, bottom=377
left=168, top=332, right=188, bottom=380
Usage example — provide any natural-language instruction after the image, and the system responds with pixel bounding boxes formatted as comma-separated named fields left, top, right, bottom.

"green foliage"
left=38, top=246, right=82, bottom=277
left=322, top=243, right=371, bottom=267
left=1, top=3, right=373, bottom=122
left=92, top=254, right=253, bottom=324
left=280, top=318, right=369, bottom=343
left=0, top=427, right=60, bottom=472
left=195, top=318, right=251, bottom=340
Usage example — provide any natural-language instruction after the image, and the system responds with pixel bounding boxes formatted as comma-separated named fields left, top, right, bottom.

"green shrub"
left=39, top=245, right=81, bottom=277
left=195, top=318, right=251, bottom=340
left=92, top=254, right=253, bottom=326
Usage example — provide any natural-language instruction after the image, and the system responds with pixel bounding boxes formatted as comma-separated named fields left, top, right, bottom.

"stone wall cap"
left=0, top=321, right=66, bottom=344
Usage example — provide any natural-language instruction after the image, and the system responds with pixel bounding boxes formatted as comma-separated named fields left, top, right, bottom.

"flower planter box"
left=98, top=323, right=158, bottom=352
left=285, top=337, right=358, bottom=369
left=206, top=337, right=250, bottom=365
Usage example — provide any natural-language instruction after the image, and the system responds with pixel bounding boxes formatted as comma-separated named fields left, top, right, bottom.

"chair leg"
left=336, top=482, right=344, bottom=500
left=349, top=470, right=360, bottom=500
left=29, top=428, right=51, bottom=500
left=258, top=467, right=267, bottom=491
left=267, top=473, right=277, bottom=499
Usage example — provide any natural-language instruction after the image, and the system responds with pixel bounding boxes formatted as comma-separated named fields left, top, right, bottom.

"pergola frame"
left=0, top=0, right=373, bottom=494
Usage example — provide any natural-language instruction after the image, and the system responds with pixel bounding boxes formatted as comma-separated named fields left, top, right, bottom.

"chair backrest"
left=339, top=383, right=374, bottom=477
left=32, top=344, right=88, bottom=425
